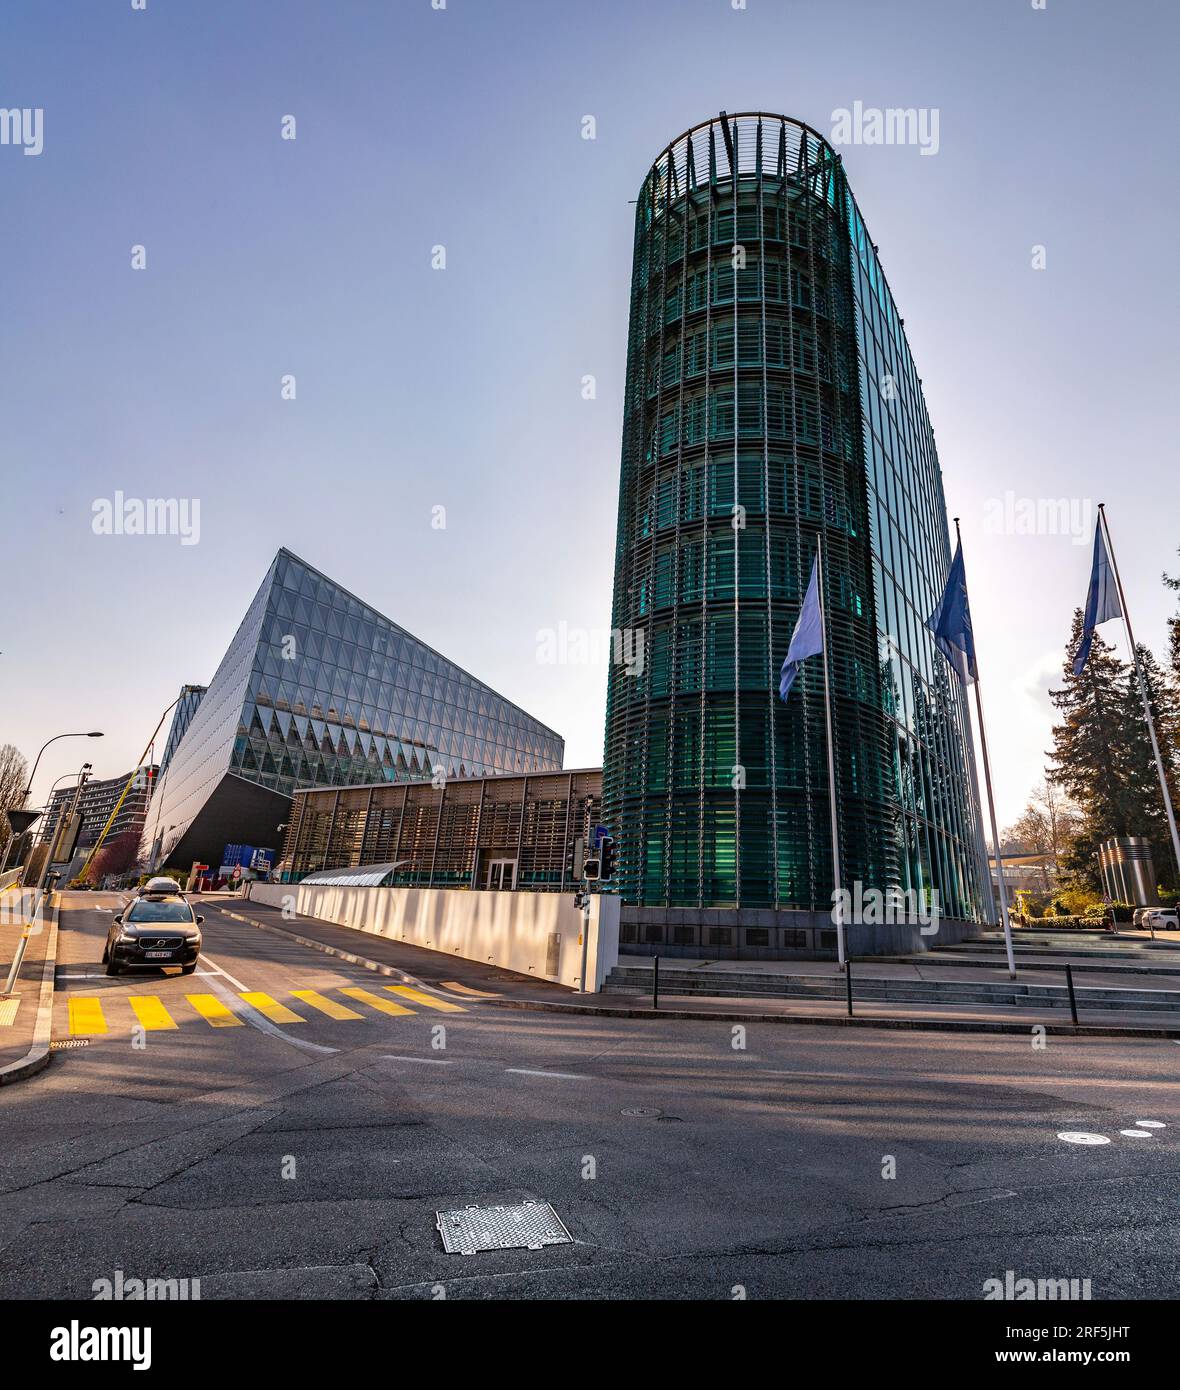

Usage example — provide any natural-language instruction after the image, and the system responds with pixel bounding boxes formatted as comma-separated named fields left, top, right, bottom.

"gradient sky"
left=3, top=0, right=1177, bottom=829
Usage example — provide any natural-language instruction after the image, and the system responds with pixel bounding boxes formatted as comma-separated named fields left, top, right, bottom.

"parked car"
left=103, top=893, right=203, bottom=975
left=1141, top=908, right=1179, bottom=932
left=1133, top=907, right=1151, bottom=927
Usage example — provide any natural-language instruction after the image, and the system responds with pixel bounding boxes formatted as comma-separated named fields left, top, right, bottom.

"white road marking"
left=1057, top=1132, right=1111, bottom=1145
left=199, top=953, right=338, bottom=1056
left=199, top=952, right=251, bottom=992
left=505, top=1068, right=591, bottom=1080
left=1119, top=1129, right=1154, bottom=1138
left=1135, top=1120, right=1166, bottom=1128
left=379, top=1054, right=453, bottom=1066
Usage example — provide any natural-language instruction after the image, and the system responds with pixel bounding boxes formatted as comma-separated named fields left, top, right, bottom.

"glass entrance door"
left=485, top=859, right=517, bottom=890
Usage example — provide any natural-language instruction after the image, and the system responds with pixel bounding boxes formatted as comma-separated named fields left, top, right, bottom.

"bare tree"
left=1005, top=778, right=1083, bottom=891
left=0, top=743, right=30, bottom=862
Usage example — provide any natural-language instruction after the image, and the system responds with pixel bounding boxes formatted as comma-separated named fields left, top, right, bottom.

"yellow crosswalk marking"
left=442, top=980, right=501, bottom=998
left=68, top=997, right=107, bottom=1035
left=385, top=984, right=465, bottom=1013
left=240, top=991, right=305, bottom=1024
left=128, top=996, right=178, bottom=1031
left=290, top=989, right=363, bottom=1020
left=185, top=993, right=244, bottom=1028
left=341, top=986, right=415, bottom=1017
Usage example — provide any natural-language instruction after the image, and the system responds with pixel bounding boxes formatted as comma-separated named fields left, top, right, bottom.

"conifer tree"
left=1121, top=644, right=1180, bottom=888
left=1049, top=612, right=1180, bottom=891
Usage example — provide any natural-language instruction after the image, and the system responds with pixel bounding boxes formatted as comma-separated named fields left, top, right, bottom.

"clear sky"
left=3, top=0, right=1177, bottom=829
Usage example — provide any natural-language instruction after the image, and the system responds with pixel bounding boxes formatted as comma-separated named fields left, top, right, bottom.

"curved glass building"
left=603, top=113, right=988, bottom=928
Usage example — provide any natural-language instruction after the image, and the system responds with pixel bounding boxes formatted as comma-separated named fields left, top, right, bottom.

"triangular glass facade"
left=141, top=548, right=563, bottom=868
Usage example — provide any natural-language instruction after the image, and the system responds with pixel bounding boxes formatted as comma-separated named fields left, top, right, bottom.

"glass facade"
left=157, top=684, right=206, bottom=781
left=603, top=113, right=988, bottom=920
left=142, top=548, right=564, bottom=869
left=280, top=769, right=602, bottom=891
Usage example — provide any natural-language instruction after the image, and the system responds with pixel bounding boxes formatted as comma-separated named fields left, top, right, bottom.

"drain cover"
left=50, top=1038, right=90, bottom=1051
left=436, top=1201, right=572, bottom=1255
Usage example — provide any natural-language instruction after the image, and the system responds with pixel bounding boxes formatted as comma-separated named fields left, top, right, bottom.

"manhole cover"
left=1057, top=1131, right=1110, bottom=1145
left=621, top=1107, right=662, bottom=1118
left=436, top=1201, right=572, bottom=1255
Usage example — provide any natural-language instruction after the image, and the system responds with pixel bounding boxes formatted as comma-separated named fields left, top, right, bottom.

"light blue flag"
left=779, top=556, right=823, bottom=701
left=1072, top=520, right=1121, bottom=675
left=927, top=541, right=977, bottom=683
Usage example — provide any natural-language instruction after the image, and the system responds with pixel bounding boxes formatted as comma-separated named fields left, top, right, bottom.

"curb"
left=0, top=892, right=60, bottom=1086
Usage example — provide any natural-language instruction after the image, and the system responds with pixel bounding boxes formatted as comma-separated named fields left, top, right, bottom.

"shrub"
left=1020, top=913, right=1107, bottom=930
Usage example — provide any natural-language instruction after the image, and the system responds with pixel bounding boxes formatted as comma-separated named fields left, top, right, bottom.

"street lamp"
left=42, top=764, right=94, bottom=873
left=23, top=731, right=104, bottom=801
left=36, top=762, right=93, bottom=846
left=2, top=736, right=102, bottom=877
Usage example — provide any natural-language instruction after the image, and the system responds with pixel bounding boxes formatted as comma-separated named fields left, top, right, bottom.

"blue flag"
left=779, top=556, right=823, bottom=700
left=927, top=541, right=976, bottom=683
left=1072, top=520, right=1121, bottom=675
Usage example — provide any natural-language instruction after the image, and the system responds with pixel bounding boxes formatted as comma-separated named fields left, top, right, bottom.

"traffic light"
left=583, top=856, right=601, bottom=882
left=598, top=835, right=615, bottom=882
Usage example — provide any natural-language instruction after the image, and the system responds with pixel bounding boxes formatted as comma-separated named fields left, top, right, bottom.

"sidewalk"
left=0, top=889, right=59, bottom=1084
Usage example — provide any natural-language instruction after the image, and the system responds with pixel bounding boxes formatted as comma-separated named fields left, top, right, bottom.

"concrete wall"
left=245, top=882, right=619, bottom=992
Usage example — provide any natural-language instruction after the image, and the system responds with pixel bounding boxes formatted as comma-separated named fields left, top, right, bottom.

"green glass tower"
left=603, top=113, right=988, bottom=924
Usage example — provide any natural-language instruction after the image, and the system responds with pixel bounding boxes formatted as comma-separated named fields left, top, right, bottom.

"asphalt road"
left=0, top=890, right=1177, bottom=1300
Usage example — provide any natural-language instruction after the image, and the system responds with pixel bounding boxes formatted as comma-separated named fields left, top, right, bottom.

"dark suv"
left=103, top=893, right=203, bottom=976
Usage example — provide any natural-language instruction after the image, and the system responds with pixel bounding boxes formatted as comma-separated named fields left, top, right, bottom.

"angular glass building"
left=142, top=548, right=564, bottom=870
left=157, top=684, right=207, bottom=782
left=603, top=113, right=988, bottom=927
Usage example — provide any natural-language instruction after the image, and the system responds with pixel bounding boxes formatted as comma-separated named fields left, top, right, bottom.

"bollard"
left=845, top=956, right=854, bottom=1017
left=1065, top=963, right=1079, bottom=1026
left=652, top=955, right=660, bottom=1010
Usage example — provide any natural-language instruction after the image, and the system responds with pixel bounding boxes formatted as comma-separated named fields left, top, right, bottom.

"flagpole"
left=816, top=533, right=847, bottom=969
left=962, top=692, right=999, bottom=927
left=1098, top=504, right=1180, bottom=879
left=954, top=519, right=1017, bottom=979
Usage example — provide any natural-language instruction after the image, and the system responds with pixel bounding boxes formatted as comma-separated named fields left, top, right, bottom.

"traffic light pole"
left=576, top=833, right=613, bottom=992
left=578, top=893, right=592, bottom=993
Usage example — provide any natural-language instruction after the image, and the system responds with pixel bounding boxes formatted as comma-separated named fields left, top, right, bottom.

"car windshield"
left=126, top=900, right=193, bottom=924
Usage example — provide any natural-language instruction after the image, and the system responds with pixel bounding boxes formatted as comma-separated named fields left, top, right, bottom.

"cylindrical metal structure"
left=1099, top=836, right=1159, bottom=907
left=603, top=113, right=987, bottom=920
